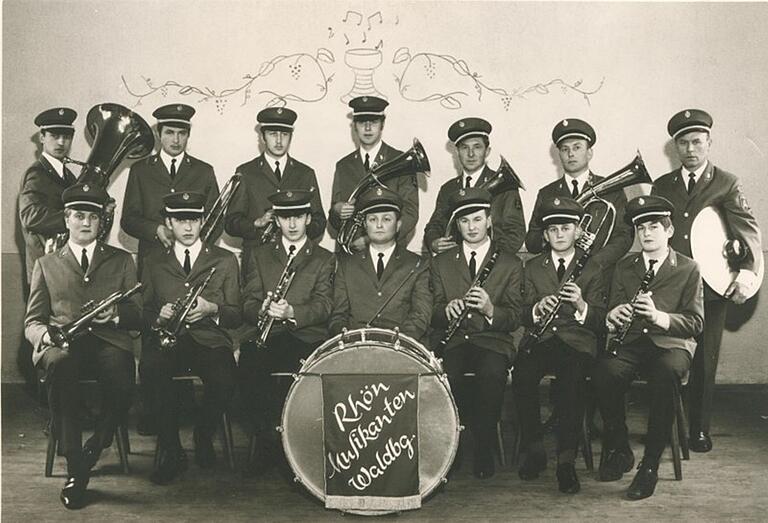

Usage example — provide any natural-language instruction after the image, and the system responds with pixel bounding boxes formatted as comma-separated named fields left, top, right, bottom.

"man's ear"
left=667, top=224, right=675, bottom=239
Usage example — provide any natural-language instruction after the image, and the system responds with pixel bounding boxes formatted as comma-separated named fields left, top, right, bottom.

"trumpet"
left=436, top=250, right=500, bottom=353
left=48, top=282, right=143, bottom=351
left=152, top=268, right=216, bottom=350
left=605, top=264, right=656, bottom=356
left=201, top=173, right=241, bottom=243
left=251, top=250, right=297, bottom=348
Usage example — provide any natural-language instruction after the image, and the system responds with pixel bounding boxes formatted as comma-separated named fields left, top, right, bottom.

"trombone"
left=201, top=173, right=241, bottom=243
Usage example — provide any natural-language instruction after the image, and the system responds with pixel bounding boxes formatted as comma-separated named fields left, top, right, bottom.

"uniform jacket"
left=652, top=163, right=761, bottom=301
left=243, top=239, right=335, bottom=344
left=25, top=242, right=141, bottom=366
left=121, top=153, right=221, bottom=263
left=142, top=243, right=241, bottom=351
left=609, top=249, right=704, bottom=356
left=521, top=249, right=607, bottom=356
left=224, top=154, right=326, bottom=256
left=525, top=172, right=633, bottom=272
left=329, top=245, right=432, bottom=341
left=18, top=156, right=77, bottom=281
left=328, top=142, right=419, bottom=247
left=429, top=242, right=522, bottom=357
left=424, top=166, right=526, bottom=255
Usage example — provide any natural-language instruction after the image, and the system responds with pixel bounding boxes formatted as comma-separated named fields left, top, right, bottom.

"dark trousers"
left=512, top=339, right=591, bottom=455
left=443, top=343, right=508, bottom=453
left=592, top=337, right=691, bottom=462
left=688, top=298, right=727, bottom=434
left=140, top=336, right=235, bottom=449
left=37, top=336, right=135, bottom=475
left=238, top=332, right=316, bottom=436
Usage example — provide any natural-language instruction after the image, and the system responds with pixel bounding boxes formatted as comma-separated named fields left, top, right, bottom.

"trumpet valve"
left=576, top=231, right=596, bottom=251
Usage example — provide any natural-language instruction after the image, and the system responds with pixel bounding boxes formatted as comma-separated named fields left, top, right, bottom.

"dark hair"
left=41, top=129, right=74, bottom=138
left=457, top=135, right=489, bottom=148
left=157, top=123, right=190, bottom=135
left=637, top=217, right=673, bottom=229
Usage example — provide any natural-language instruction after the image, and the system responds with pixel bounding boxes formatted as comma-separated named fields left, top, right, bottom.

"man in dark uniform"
left=429, top=187, right=523, bottom=479
left=140, top=191, right=241, bottom=485
left=225, top=107, right=326, bottom=275
left=239, top=189, right=335, bottom=474
left=25, top=183, right=141, bottom=509
left=514, top=197, right=606, bottom=493
left=652, top=109, right=761, bottom=452
left=328, top=96, right=419, bottom=251
left=121, top=103, right=221, bottom=274
left=593, top=195, right=704, bottom=500
left=424, top=117, right=526, bottom=255
left=19, top=107, right=79, bottom=287
left=329, top=187, right=431, bottom=340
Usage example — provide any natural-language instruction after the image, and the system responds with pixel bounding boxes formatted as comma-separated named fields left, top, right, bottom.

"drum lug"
left=291, top=373, right=299, bottom=381
left=459, top=424, right=466, bottom=432
left=441, top=477, right=448, bottom=484
left=392, top=327, right=400, bottom=349
left=360, top=330, right=366, bottom=342
left=275, top=425, right=284, bottom=433
left=293, top=475, right=302, bottom=484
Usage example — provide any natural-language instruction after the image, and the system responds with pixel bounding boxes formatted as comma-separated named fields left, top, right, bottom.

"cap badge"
left=277, top=108, right=283, bottom=114
left=553, top=198, right=560, bottom=205
left=459, top=189, right=466, bottom=196
left=286, top=191, right=293, bottom=197
left=459, top=121, right=465, bottom=128
left=562, top=120, right=569, bottom=126
left=362, top=96, right=368, bottom=102
left=638, top=197, right=645, bottom=205
left=183, top=193, right=190, bottom=200
left=83, top=184, right=90, bottom=192
left=58, top=109, right=65, bottom=116
left=176, top=105, right=182, bottom=111
left=684, top=110, right=691, bottom=118
left=376, top=187, right=383, bottom=196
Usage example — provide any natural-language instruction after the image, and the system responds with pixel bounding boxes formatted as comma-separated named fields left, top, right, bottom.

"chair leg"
left=120, top=424, right=131, bottom=455
left=45, top=429, right=57, bottom=477
left=153, top=437, right=161, bottom=469
left=221, top=412, right=235, bottom=470
left=115, top=425, right=130, bottom=474
left=496, top=420, right=507, bottom=468
left=248, top=433, right=257, bottom=464
left=670, top=402, right=683, bottom=481
left=581, top=410, right=594, bottom=471
left=675, top=386, right=690, bottom=461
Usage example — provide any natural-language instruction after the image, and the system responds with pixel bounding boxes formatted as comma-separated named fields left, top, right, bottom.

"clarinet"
left=251, top=250, right=297, bottom=348
left=606, top=265, right=655, bottom=356
left=437, top=250, right=500, bottom=352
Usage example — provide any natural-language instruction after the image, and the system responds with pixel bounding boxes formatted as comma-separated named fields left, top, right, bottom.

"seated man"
left=514, top=197, right=606, bottom=493
left=25, top=183, right=141, bottom=509
left=239, top=189, right=335, bottom=474
left=329, top=187, right=431, bottom=340
left=429, top=187, right=522, bottom=479
left=593, top=195, right=704, bottom=500
left=141, top=191, right=241, bottom=485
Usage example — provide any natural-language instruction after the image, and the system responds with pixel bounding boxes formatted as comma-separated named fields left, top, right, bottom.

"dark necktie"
left=288, top=244, right=296, bottom=257
left=687, top=172, right=696, bottom=194
left=557, top=257, right=566, bottom=281
left=63, top=167, right=75, bottom=185
left=81, top=248, right=89, bottom=272
left=170, top=158, right=177, bottom=180
left=469, top=251, right=477, bottom=280
left=465, top=176, right=472, bottom=189
left=648, top=258, right=658, bottom=279
left=274, top=161, right=282, bottom=181
left=571, top=179, right=579, bottom=198
left=183, top=248, right=191, bottom=275
left=364, top=153, right=370, bottom=172
left=376, top=252, right=385, bottom=280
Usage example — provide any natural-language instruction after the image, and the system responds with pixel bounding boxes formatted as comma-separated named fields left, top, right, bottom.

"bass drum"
left=280, top=328, right=460, bottom=514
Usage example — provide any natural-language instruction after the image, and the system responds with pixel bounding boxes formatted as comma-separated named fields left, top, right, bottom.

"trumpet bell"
left=576, top=152, right=652, bottom=206
left=481, top=156, right=525, bottom=195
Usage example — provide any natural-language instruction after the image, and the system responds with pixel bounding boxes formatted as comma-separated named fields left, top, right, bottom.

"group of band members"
left=19, top=100, right=761, bottom=510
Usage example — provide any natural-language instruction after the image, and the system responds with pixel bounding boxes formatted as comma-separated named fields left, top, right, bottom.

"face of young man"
left=456, top=137, right=490, bottom=174
left=40, top=131, right=73, bottom=160
left=364, top=211, right=400, bottom=245
left=354, top=118, right=384, bottom=149
left=456, top=209, right=491, bottom=246
left=636, top=220, right=673, bottom=255
left=159, top=125, right=190, bottom=157
left=543, top=222, right=580, bottom=253
left=262, top=130, right=292, bottom=157
left=558, top=138, right=593, bottom=176
left=675, top=131, right=711, bottom=171
left=65, top=210, right=100, bottom=245
left=166, top=217, right=202, bottom=247
left=277, top=213, right=311, bottom=243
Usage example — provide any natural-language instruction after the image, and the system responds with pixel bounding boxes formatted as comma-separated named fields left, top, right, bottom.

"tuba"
left=200, top=173, right=242, bottom=243
left=337, top=138, right=431, bottom=254
left=47, top=103, right=154, bottom=252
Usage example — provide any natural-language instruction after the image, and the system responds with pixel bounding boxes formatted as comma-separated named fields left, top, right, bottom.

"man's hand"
left=104, top=198, right=117, bottom=215
left=534, top=295, right=559, bottom=318
left=445, top=298, right=466, bottom=321
left=349, top=235, right=368, bottom=252
left=156, top=224, right=174, bottom=249
left=91, top=304, right=117, bottom=324
left=334, top=201, right=356, bottom=220
left=42, top=330, right=53, bottom=347
left=431, top=236, right=459, bottom=254
left=466, top=286, right=494, bottom=318
left=186, top=296, right=218, bottom=323
left=559, top=282, right=586, bottom=313
left=607, top=303, right=633, bottom=330
left=254, top=210, right=275, bottom=229
left=725, top=280, right=749, bottom=305
left=632, top=292, right=658, bottom=322
left=268, top=298, right=295, bottom=320
left=159, top=303, right=176, bottom=322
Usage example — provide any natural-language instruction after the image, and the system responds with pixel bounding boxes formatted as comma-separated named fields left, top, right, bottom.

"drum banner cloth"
left=322, top=373, right=421, bottom=511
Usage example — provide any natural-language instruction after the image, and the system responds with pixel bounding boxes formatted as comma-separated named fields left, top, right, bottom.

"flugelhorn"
left=251, top=250, right=297, bottom=348
left=152, top=268, right=216, bottom=350
left=201, top=173, right=241, bottom=243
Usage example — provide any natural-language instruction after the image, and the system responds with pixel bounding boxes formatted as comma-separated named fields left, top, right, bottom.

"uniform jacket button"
left=170, top=188, right=175, bottom=193
left=184, top=282, right=190, bottom=287
left=467, top=313, right=473, bottom=319
left=552, top=326, right=558, bottom=332
left=84, top=277, right=90, bottom=282
left=684, top=234, right=689, bottom=240
left=683, top=212, right=689, bottom=218
left=642, top=328, right=649, bottom=334
left=464, top=335, right=469, bottom=340
left=377, top=292, right=382, bottom=297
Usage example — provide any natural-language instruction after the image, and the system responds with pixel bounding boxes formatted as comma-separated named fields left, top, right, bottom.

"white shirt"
left=640, top=249, right=671, bottom=330
left=359, top=141, right=383, bottom=169
left=42, top=152, right=66, bottom=179
left=530, top=249, right=587, bottom=324
left=160, top=150, right=185, bottom=175
left=461, top=165, right=486, bottom=188
left=174, top=239, right=202, bottom=269
left=462, top=238, right=492, bottom=323
left=681, top=160, right=708, bottom=185
left=68, top=239, right=96, bottom=270
left=369, top=243, right=396, bottom=272
left=281, top=236, right=307, bottom=256
left=264, top=151, right=287, bottom=175
left=563, top=169, right=590, bottom=196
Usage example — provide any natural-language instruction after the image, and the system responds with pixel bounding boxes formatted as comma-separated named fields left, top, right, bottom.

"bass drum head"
left=281, top=329, right=459, bottom=513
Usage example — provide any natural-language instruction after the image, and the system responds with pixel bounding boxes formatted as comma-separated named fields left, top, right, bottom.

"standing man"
left=329, top=187, right=431, bottom=340
left=25, top=183, right=141, bottom=509
left=239, top=189, right=335, bottom=475
left=19, top=107, right=79, bottom=287
left=525, top=118, right=633, bottom=273
left=328, top=96, right=419, bottom=251
left=424, top=118, right=526, bottom=255
left=652, top=109, right=761, bottom=452
left=429, top=188, right=523, bottom=479
left=121, top=103, right=221, bottom=274
left=225, top=107, right=326, bottom=276
left=141, top=191, right=241, bottom=485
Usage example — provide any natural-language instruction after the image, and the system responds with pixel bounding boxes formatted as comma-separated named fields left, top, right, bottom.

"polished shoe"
left=473, top=448, right=495, bottom=479
left=137, top=414, right=158, bottom=436
left=518, top=450, right=547, bottom=480
left=626, top=459, right=658, bottom=500
left=150, top=446, right=187, bottom=485
left=598, top=447, right=635, bottom=482
left=194, top=426, right=216, bottom=468
left=690, top=431, right=712, bottom=453
left=60, top=474, right=88, bottom=509
left=556, top=463, right=580, bottom=494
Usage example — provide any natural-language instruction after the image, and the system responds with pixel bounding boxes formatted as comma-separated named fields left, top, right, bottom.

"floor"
left=2, top=383, right=767, bottom=521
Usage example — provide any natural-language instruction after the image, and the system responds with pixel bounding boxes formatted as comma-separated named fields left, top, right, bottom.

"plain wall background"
left=3, top=1, right=768, bottom=383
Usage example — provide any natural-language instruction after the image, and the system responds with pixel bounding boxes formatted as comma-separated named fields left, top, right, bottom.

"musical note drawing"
left=367, top=11, right=383, bottom=30
left=342, top=10, right=362, bottom=25
left=328, top=27, right=334, bottom=38
left=395, top=15, right=399, bottom=25
left=375, top=40, right=384, bottom=51
left=362, top=32, right=367, bottom=43
left=343, top=33, right=350, bottom=45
